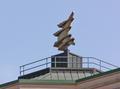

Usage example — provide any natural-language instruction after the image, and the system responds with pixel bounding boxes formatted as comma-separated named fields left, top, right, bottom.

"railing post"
left=23, top=66, right=24, bottom=75
left=87, top=58, right=89, bottom=68
left=72, top=56, right=73, bottom=68
left=76, top=56, right=77, bottom=68
left=20, top=66, right=21, bottom=76
left=100, top=60, right=102, bottom=71
left=55, top=57, right=56, bottom=68
left=46, top=58, right=48, bottom=68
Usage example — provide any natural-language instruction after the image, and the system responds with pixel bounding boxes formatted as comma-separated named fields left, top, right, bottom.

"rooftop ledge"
left=0, top=68, right=120, bottom=88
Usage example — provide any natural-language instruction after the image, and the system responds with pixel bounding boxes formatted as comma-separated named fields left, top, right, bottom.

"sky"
left=0, top=0, right=120, bottom=84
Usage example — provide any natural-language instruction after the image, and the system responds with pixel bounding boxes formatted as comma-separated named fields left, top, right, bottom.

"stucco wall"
left=19, top=84, right=77, bottom=89
left=77, top=72, right=120, bottom=89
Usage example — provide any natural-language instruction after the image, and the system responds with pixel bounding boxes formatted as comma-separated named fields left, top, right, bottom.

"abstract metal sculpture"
left=53, top=12, right=75, bottom=51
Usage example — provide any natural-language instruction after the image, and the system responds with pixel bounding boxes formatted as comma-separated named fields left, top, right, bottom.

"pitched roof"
left=0, top=68, right=119, bottom=88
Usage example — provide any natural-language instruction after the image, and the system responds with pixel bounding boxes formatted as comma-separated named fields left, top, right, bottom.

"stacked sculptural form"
left=53, top=12, right=75, bottom=51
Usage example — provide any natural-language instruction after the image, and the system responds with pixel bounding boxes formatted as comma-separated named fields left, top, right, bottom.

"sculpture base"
left=51, top=50, right=82, bottom=68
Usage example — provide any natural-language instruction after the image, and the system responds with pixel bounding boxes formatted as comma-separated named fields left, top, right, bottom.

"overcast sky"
left=0, top=0, right=120, bottom=84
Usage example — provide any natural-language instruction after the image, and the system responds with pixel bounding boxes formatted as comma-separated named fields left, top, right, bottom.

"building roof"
left=0, top=68, right=119, bottom=88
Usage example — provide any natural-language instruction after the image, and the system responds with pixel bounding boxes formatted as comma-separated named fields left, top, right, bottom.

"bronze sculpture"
left=53, top=12, right=75, bottom=51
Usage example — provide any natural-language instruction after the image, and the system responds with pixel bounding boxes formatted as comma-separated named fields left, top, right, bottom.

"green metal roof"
left=76, top=68, right=120, bottom=83
left=19, top=79, right=75, bottom=85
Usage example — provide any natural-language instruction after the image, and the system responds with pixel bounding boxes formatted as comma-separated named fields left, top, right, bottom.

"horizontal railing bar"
left=20, top=62, right=111, bottom=73
left=82, top=62, right=111, bottom=70
left=21, top=62, right=51, bottom=72
left=20, top=61, right=117, bottom=71
left=21, top=57, right=51, bottom=67
left=91, top=62, right=111, bottom=70
left=21, top=56, right=118, bottom=68
left=82, top=57, right=119, bottom=68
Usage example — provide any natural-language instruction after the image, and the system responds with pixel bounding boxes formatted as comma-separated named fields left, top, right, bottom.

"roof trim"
left=19, top=68, right=50, bottom=79
left=0, top=80, right=18, bottom=88
left=19, top=79, right=75, bottom=85
left=76, top=68, right=120, bottom=83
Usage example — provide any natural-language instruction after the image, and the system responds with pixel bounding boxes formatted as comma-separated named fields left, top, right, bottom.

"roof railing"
left=20, top=56, right=119, bottom=76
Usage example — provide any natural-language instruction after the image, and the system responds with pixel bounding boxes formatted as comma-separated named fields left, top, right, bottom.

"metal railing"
left=20, top=56, right=119, bottom=76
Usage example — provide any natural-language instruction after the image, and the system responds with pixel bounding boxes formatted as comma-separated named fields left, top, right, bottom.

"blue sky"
left=0, top=0, right=120, bottom=84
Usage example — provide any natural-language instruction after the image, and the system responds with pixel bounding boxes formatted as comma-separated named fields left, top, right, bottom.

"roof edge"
left=0, top=80, right=18, bottom=88
left=76, top=68, right=120, bottom=83
left=19, top=79, right=75, bottom=85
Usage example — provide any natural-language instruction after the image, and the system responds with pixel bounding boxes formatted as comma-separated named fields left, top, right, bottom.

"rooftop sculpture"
left=53, top=12, right=75, bottom=51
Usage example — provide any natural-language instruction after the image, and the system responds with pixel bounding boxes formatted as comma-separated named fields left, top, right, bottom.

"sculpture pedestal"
left=51, top=50, right=82, bottom=68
